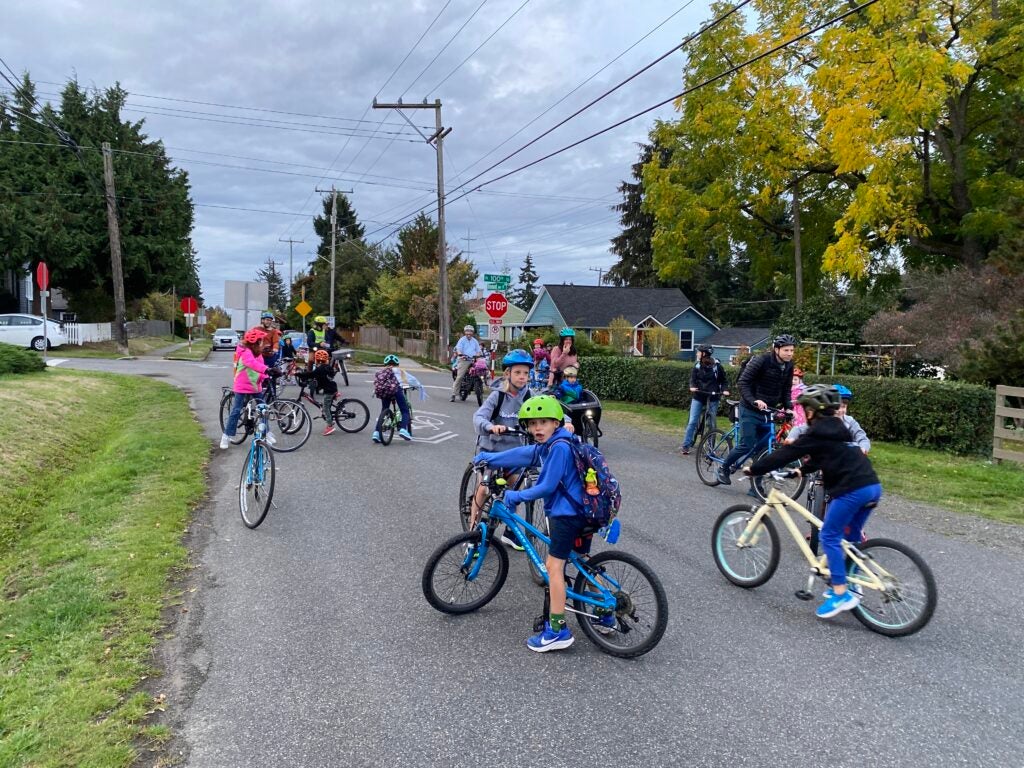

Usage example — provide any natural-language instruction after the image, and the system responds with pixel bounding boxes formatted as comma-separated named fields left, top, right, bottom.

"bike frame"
left=244, top=406, right=271, bottom=485
left=468, top=496, right=617, bottom=616
left=738, top=486, right=889, bottom=593
left=706, top=411, right=786, bottom=468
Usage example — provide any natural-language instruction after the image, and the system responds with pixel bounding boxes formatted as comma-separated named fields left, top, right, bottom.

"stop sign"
left=36, top=262, right=49, bottom=291
left=180, top=296, right=198, bottom=314
left=484, top=292, right=508, bottom=319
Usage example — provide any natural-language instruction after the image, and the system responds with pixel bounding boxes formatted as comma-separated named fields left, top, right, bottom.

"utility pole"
left=588, top=266, right=605, bottom=285
left=101, top=142, right=129, bottom=355
left=461, top=228, right=476, bottom=259
left=314, top=186, right=353, bottom=323
left=373, top=97, right=452, bottom=363
left=278, top=237, right=304, bottom=305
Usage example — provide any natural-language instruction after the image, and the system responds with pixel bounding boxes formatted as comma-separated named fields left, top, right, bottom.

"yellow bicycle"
left=711, top=472, right=937, bottom=637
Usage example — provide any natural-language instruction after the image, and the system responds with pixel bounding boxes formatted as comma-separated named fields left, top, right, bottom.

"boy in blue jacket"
left=474, top=394, right=595, bottom=652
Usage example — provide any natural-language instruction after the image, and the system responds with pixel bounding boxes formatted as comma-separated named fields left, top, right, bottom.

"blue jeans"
left=225, top=392, right=264, bottom=436
left=682, top=398, right=719, bottom=449
left=721, top=405, right=770, bottom=472
left=375, top=391, right=410, bottom=432
left=820, top=483, right=882, bottom=586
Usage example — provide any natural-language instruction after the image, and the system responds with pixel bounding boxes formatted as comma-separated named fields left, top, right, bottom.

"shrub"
left=0, top=342, right=47, bottom=375
left=580, top=356, right=995, bottom=455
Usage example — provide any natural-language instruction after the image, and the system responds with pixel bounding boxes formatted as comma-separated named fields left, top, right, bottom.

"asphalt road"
left=57, top=355, right=1024, bottom=767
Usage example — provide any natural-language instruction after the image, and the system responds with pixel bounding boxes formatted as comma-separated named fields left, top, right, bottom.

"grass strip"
left=164, top=340, right=211, bottom=361
left=602, top=399, right=1024, bottom=525
left=0, top=369, right=207, bottom=766
left=53, top=336, right=186, bottom=359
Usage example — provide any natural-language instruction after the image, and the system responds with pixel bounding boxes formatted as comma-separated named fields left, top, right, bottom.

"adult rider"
left=716, top=334, right=796, bottom=485
left=306, top=315, right=331, bottom=365
left=451, top=325, right=483, bottom=402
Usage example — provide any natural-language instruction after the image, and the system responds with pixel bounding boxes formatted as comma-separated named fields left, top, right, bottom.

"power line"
left=400, top=0, right=489, bottom=99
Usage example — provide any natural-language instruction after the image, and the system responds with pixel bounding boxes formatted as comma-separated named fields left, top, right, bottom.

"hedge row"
left=0, top=343, right=46, bottom=375
left=578, top=356, right=995, bottom=456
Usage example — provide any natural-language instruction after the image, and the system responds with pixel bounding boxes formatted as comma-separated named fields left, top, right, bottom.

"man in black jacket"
left=680, top=345, right=730, bottom=454
left=717, top=334, right=796, bottom=484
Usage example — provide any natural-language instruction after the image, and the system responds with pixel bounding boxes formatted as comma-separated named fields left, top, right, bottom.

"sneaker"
left=816, top=589, right=861, bottom=619
left=822, top=583, right=863, bottom=599
left=526, top=621, right=574, bottom=653
left=679, top=446, right=691, bottom=455
left=450, top=395, right=456, bottom=402
left=591, top=613, right=617, bottom=635
left=716, top=467, right=732, bottom=485
left=323, top=425, right=336, bottom=436
left=499, top=532, right=525, bottom=551
left=398, top=428, right=412, bottom=441
left=372, top=431, right=381, bottom=443
left=265, top=431, right=277, bottom=446
left=219, top=434, right=231, bottom=450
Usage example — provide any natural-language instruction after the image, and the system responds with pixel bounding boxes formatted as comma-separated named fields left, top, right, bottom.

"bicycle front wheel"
left=573, top=551, right=668, bottom=658
left=849, top=538, right=937, bottom=637
left=267, top=400, right=311, bottom=453
left=750, top=449, right=806, bottom=501
left=239, top=440, right=275, bottom=529
left=711, top=504, right=780, bottom=587
left=380, top=407, right=396, bottom=445
left=422, top=530, right=509, bottom=614
left=696, top=429, right=732, bottom=486
left=334, top=397, right=370, bottom=433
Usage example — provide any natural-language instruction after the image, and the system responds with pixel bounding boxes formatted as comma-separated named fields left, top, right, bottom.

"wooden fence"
left=358, top=325, right=436, bottom=359
left=993, top=385, right=1024, bottom=464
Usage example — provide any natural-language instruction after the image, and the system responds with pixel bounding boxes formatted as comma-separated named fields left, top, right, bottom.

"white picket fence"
left=63, top=322, right=113, bottom=345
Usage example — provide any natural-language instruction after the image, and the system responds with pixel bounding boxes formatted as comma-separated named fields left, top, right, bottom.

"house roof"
left=704, top=327, right=772, bottom=348
left=537, top=285, right=696, bottom=328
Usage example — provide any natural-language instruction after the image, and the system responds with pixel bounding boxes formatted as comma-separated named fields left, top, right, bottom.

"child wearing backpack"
left=372, top=355, right=420, bottom=443
left=474, top=394, right=618, bottom=653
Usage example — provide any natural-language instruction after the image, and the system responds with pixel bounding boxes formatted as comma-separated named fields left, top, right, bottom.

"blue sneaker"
left=398, top=428, right=412, bottom=441
left=372, top=431, right=381, bottom=443
left=816, top=589, right=861, bottom=619
left=717, top=467, right=732, bottom=485
left=822, top=583, right=863, bottom=599
left=591, top=613, right=617, bottom=635
left=526, top=621, right=574, bottom=653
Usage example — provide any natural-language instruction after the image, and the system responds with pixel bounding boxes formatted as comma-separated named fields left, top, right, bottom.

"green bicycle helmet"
left=798, top=383, right=841, bottom=414
left=518, top=394, right=564, bottom=423
left=558, top=327, right=576, bottom=338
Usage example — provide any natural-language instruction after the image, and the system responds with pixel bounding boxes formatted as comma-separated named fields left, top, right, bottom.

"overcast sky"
left=3, top=0, right=714, bottom=308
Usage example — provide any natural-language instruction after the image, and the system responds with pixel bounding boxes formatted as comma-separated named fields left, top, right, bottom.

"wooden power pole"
left=101, top=142, right=129, bottom=354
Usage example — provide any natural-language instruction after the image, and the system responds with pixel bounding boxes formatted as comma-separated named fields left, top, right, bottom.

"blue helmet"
left=502, top=349, right=534, bottom=369
left=384, top=354, right=400, bottom=365
left=558, top=327, right=576, bottom=338
left=833, top=383, right=853, bottom=401
left=260, top=311, right=274, bottom=320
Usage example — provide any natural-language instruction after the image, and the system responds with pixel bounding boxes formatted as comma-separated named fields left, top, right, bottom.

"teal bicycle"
left=422, top=467, right=668, bottom=658
left=238, top=403, right=275, bottom=529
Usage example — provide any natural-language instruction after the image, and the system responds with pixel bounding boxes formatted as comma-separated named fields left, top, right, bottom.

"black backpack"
left=490, top=388, right=530, bottom=423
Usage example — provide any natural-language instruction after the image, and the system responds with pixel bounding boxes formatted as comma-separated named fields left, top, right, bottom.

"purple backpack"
left=373, top=367, right=400, bottom=399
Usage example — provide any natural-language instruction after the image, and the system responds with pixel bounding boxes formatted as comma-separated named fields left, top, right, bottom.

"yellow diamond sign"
left=295, top=300, right=312, bottom=317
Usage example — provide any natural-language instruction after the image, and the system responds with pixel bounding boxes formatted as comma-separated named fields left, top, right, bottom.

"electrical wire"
left=400, top=0, right=489, bottom=99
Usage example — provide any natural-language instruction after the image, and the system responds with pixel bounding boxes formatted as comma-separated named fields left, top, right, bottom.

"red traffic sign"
left=484, top=292, right=508, bottom=319
left=180, top=296, right=198, bottom=314
left=36, top=262, right=49, bottom=291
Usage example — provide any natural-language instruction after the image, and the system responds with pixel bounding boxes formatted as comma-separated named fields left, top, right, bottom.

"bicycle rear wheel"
left=218, top=390, right=232, bottom=433
left=239, top=440, right=275, bottom=529
left=524, top=492, right=549, bottom=587
left=696, top=429, right=732, bottom=486
left=422, top=530, right=509, bottom=614
left=573, top=551, right=668, bottom=658
left=458, top=463, right=478, bottom=532
left=267, top=400, right=311, bottom=453
left=849, top=538, right=937, bottom=637
left=750, top=449, right=806, bottom=501
left=334, top=397, right=370, bottom=433
left=711, top=504, right=780, bottom=587
left=380, top=407, right=396, bottom=445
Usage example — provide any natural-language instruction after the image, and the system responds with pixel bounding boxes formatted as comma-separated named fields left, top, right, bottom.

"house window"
left=679, top=330, right=694, bottom=351
left=592, top=329, right=609, bottom=345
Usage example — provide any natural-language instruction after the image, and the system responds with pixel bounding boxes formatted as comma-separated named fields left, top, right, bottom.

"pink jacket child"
left=790, top=367, right=807, bottom=427
left=233, top=344, right=268, bottom=393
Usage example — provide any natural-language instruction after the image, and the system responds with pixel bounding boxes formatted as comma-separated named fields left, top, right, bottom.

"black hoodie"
left=749, top=415, right=879, bottom=498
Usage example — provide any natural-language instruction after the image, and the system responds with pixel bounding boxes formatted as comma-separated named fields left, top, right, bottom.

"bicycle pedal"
left=794, top=590, right=815, bottom=601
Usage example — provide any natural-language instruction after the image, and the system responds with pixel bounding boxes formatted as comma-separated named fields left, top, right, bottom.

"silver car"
left=212, top=328, right=239, bottom=351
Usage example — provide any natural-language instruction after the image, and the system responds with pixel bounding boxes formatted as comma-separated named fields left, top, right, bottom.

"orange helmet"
left=243, top=328, right=268, bottom=344
left=314, top=349, right=330, bottom=364
left=533, top=338, right=544, bottom=346
left=793, top=366, right=805, bottom=378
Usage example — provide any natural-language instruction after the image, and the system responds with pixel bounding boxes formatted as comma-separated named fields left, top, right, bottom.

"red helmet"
left=533, top=338, right=544, bottom=346
left=314, top=349, right=330, bottom=364
left=793, top=366, right=805, bottom=378
left=243, top=328, right=268, bottom=344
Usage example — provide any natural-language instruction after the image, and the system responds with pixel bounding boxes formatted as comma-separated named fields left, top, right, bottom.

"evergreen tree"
left=509, top=252, right=538, bottom=309
left=255, top=258, right=287, bottom=312
left=606, top=142, right=661, bottom=288
left=395, top=213, right=439, bottom=272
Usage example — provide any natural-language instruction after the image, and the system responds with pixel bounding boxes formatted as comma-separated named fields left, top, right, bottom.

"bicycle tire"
left=422, top=530, right=509, bottom=614
left=334, top=397, right=370, bottom=433
left=750, top=449, right=807, bottom=502
left=458, top=463, right=477, bottom=533
left=849, top=538, right=937, bottom=637
left=266, top=400, right=311, bottom=453
left=239, top=440, right=275, bottom=529
left=573, top=550, right=669, bottom=658
left=230, top=400, right=255, bottom=446
left=524, top=485, right=549, bottom=587
left=474, top=378, right=483, bottom=406
left=586, top=417, right=599, bottom=449
left=380, top=406, right=396, bottom=445
left=218, top=390, right=232, bottom=433
left=696, top=429, right=732, bottom=486
left=711, top=504, right=780, bottom=587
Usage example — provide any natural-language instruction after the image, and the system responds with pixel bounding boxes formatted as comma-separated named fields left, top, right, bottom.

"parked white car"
left=0, top=313, right=66, bottom=351
left=211, top=328, right=239, bottom=351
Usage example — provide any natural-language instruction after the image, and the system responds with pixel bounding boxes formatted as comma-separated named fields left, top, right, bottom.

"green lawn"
left=164, top=339, right=211, bottom=361
left=602, top=399, right=1024, bottom=525
left=352, top=349, right=388, bottom=366
left=0, top=369, right=207, bottom=766
left=54, top=335, right=185, bottom=359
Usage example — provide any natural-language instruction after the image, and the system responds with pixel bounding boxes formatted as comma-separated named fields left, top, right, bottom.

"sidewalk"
left=147, top=341, right=189, bottom=357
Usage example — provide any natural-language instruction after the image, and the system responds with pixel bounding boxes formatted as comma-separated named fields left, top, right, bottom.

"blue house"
left=522, top=285, right=718, bottom=359
left=702, top=327, right=772, bottom=365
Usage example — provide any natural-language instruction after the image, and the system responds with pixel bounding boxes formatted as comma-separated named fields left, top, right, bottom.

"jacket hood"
left=808, top=415, right=853, bottom=441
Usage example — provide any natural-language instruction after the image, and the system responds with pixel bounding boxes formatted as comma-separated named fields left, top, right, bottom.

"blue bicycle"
left=422, top=467, right=668, bottom=658
left=238, top=403, right=275, bottom=529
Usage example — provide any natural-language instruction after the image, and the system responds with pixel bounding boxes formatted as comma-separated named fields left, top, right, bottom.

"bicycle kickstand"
left=795, top=571, right=816, bottom=601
